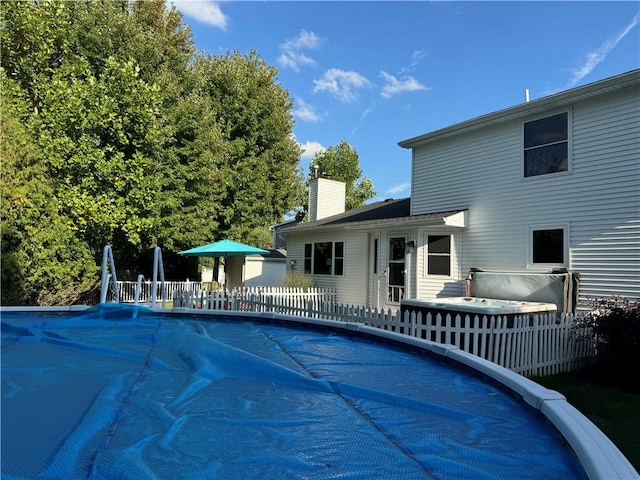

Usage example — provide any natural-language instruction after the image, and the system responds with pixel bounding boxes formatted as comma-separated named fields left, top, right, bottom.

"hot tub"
left=399, top=297, right=561, bottom=368
left=401, top=296, right=558, bottom=318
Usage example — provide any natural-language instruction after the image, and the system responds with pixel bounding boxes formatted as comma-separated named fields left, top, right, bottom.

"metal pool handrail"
left=100, top=245, right=120, bottom=303
left=151, top=246, right=166, bottom=308
left=101, top=245, right=167, bottom=307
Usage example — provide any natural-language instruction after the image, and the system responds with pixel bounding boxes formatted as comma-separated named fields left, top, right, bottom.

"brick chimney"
left=308, top=167, right=346, bottom=221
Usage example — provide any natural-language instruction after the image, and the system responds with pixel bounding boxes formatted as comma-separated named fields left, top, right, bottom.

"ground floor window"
left=531, top=227, right=566, bottom=265
left=304, top=243, right=312, bottom=273
left=304, top=241, right=344, bottom=275
left=427, top=235, right=451, bottom=276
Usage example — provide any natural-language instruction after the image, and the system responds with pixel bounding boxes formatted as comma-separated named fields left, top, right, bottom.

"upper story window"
left=304, top=241, right=344, bottom=276
left=524, top=112, right=568, bottom=177
left=427, top=235, right=451, bottom=276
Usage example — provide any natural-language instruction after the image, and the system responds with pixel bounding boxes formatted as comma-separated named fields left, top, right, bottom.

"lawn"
left=532, top=369, right=640, bottom=474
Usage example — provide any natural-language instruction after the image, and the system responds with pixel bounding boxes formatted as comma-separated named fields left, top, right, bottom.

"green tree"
left=1, top=1, right=169, bottom=302
left=198, top=50, right=305, bottom=245
left=1, top=1, right=307, bottom=304
left=1, top=72, right=99, bottom=305
left=308, top=140, right=375, bottom=210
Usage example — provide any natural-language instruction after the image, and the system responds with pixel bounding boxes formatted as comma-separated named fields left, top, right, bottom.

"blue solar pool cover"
left=1, top=305, right=587, bottom=479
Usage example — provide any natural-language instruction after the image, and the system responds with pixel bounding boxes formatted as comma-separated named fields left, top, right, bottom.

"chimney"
left=308, top=173, right=346, bottom=221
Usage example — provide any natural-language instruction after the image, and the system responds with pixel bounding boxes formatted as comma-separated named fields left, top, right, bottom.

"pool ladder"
left=100, top=245, right=167, bottom=307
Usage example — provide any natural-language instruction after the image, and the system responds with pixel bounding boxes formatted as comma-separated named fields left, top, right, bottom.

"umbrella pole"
left=224, top=255, right=228, bottom=309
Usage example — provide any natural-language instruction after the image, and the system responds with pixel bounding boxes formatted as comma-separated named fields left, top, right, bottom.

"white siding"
left=244, top=258, right=287, bottom=287
left=286, top=230, right=369, bottom=305
left=409, top=83, right=640, bottom=302
left=415, top=229, right=464, bottom=299
left=309, top=178, right=346, bottom=221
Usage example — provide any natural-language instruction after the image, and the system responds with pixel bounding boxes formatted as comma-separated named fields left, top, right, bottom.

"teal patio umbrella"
left=179, top=239, right=269, bottom=288
left=179, top=239, right=269, bottom=258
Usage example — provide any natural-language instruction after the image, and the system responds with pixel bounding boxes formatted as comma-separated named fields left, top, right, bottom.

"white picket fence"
left=173, top=287, right=337, bottom=311
left=172, top=288, right=594, bottom=378
left=112, top=281, right=205, bottom=303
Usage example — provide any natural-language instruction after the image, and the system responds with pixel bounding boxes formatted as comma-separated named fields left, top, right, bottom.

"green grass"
left=532, top=370, right=640, bottom=473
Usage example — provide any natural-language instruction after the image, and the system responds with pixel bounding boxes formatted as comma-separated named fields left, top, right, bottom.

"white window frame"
left=522, top=109, right=572, bottom=179
left=304, top=241, right=345, bottom=276
left=424, top=234, right=452, bottom=277
left=528, top=224, right=569, bottom=268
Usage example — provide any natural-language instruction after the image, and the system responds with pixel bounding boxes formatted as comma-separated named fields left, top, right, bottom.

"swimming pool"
left=1, top=304, right=636, bottom=479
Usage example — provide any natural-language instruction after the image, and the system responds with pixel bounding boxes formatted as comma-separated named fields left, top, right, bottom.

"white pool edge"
left=3, top=305, right=638, bottom=480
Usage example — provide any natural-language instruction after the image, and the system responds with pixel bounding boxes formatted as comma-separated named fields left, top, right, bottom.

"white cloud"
left=278, top=30, right=322, bottom=72
left=293, top=99, right=322, bottom=123
left=379, top=71, right=429, bottom=98
left=169, top=0, right=228, bottom=29
left=399, top=50, right=427, bottom=75
left=313, top=68, right=370, bottom=103
left=351, top=102, right=376, bottom=136
left=568, top=13, right=639, bottom=87
left=386, top=182, right=411, bottom=196
left=284, top=29, right=322, bottom=51
left=299, top=141, right=326, bottom=160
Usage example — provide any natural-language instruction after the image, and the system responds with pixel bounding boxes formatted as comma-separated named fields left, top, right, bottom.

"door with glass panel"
left=387, top=237, right=406, bottom=304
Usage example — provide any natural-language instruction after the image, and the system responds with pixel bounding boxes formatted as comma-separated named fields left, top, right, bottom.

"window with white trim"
left=524, top=112, right=568, bottom=177
left=427, top=235, right=451, bottom=276
left=304, top=243, right=312, bottom=274
left=530, top=227, right=567, bottom=266
left=304, top=241, right=345, bottom=275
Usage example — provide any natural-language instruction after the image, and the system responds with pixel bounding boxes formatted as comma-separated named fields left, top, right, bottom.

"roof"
left=281, top=198, right=466, bottom=234
left=270, top=219, right=298, bottom=230
left=398, top=69, right=640, bottom=149
left=259, top=249, right=287, bottom=260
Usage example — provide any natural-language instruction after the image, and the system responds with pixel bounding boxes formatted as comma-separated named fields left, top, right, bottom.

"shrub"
left=282, top=272, right=314, bottom=291
left=583, top=296, right=640, bottom=381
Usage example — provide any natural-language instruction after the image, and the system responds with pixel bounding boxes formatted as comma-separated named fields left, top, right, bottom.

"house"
left=270, top=219, right=298, bottom=250
left=282, top=69, right=640, bottom=310
left=242, top=249, right=287, bottom=287
left=200, top=249, right=287, bottom=289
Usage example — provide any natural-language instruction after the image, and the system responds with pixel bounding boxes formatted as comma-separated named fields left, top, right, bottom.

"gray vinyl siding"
left=410, top=84, right=640, bottom=303
left=286, top=230, right=370, bottom=305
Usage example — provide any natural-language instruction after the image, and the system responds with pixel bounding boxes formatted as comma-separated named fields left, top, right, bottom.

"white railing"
left=172, top=289, right=594, bottom=377
left=110, top=281, right=206, bottom=303
left=388, top=285, right=404, bottom=303
left=172, top=287, right=337, bottom=311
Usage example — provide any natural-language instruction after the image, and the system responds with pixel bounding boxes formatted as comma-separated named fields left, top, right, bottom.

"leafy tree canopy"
left=1, top=0, right=305, bottom=305
left=308, top=140, right=376, bottom=211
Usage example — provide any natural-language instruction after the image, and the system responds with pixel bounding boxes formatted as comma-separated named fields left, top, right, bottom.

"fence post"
left=410, top=309, right=416, bottom=337
left=532, top=315, right=539, bottom=377
left=488, top=316, right=495, bottom=362
left=232, top=291, right=239, bottom=310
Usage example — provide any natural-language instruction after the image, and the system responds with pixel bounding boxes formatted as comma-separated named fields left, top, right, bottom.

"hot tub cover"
left=1, top=304, right=586, bottom=479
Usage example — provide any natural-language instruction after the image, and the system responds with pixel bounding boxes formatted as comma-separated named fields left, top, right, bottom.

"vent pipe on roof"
left=525, top=89, right=530, bottom=102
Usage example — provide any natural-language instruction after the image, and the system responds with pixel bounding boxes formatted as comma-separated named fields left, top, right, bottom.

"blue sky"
left=169, top=1, right=639, bottom=202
